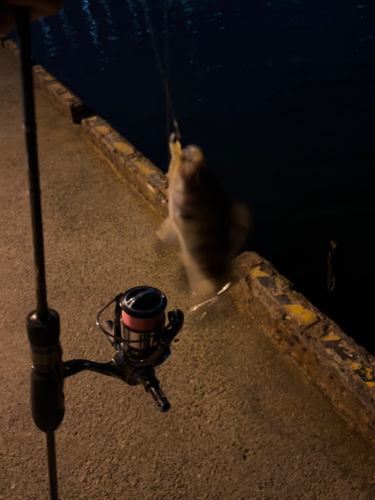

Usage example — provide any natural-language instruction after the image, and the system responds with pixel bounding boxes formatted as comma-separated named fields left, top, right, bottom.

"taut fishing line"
left=138, top=0, right=181, bottom=143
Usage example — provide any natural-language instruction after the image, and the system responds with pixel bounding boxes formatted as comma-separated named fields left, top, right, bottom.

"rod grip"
left=30, top=368, right=65, bottom=433
left=27, top=310, right=65, bottom=433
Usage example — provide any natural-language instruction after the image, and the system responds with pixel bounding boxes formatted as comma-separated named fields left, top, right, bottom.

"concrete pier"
left=1, top=46, right=375, bottom=500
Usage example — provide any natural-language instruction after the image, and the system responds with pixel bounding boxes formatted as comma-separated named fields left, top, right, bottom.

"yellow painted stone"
left=351, top=363, right=360, bottom=371
left=114, top=142, right=133, bottom=154
left=51, top=83, right=64, bottom=90
left=147, top=185, right=155, bottom=200
left=96, top=126, right=110, bottom=135
left=250, top=266, right=270, bottom=278
left=135, top=161, right=154, bottom=175
left=283, top=304, right=318, bottom=327
left=365, top=368, right=373, bottom=380
left=62, top=92, right=74, bottom=100
left=366, top=382, right=375, bottom=388
left=320, top=333, right=341, bottom=341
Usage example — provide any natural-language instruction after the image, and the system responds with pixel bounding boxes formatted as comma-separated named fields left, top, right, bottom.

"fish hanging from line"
left=157, top=134, right=251, bottom=300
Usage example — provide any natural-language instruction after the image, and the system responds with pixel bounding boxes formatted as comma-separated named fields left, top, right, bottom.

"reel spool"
left=119, top=286, right=168, bottom=351
left=87, top=285, right=184, bottom=410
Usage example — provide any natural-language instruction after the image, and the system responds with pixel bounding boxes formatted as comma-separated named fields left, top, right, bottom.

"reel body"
left=63, top=286, right=183, bottom=412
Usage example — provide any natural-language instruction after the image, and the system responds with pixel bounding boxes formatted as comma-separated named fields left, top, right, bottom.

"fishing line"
left=138, top=0, right=181, bottom=142
left=163, top=0, right=171, bottom=145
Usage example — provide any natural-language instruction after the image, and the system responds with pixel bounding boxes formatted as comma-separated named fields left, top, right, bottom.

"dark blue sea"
left=14, top=0, right=375, bottom=350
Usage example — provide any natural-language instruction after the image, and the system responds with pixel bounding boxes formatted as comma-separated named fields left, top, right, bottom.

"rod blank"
left=15, top=6, right=48, bottom=319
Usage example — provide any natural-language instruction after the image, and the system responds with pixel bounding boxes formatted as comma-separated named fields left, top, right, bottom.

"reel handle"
left=135, top=368, right=171, bottom=412
left=149, top=385, right=170, bottom=412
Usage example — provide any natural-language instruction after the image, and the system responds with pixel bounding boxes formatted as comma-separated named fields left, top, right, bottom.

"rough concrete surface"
left=5, top=36, right=375, bottom=446
left=1, top=48, right=375, bottom=500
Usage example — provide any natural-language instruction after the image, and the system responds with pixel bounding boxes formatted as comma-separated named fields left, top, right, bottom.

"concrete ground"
left=1, top=47, right=375, bottom=500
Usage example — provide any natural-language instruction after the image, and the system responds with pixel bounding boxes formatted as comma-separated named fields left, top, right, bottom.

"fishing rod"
left=15, top=8, right=63, bottom=498
left=138, top=0, right=181, bottom=143
left=15, top=7, right=184, bottom=499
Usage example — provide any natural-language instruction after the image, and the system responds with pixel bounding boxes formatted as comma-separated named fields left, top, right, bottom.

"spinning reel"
left=64, top=287, right=184, bottom=412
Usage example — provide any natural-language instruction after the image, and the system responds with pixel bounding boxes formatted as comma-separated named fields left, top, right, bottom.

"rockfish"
left=157, top=135, right=250, bottom=298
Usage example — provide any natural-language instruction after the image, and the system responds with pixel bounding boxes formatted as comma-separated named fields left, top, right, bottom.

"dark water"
left=14, top=1, right=375, bottom=351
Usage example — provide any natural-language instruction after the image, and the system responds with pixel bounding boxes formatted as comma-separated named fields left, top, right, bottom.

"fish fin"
left=181, top=250, right=230, bottom=297
left=228, top=202, right=251, bottom=260
left=156, top=217, right=179, bottom=246
left=181, top=251, right=212, bottom=295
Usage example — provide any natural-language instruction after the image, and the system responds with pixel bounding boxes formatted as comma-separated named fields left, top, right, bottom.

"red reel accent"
left=121, top=311, right=165, bottom=332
